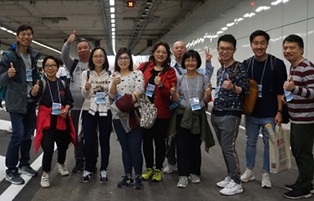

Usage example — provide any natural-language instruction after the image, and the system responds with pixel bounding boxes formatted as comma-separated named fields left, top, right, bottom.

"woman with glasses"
left=109, top=47, right=144, bottom=189
left=80, top=47, right=112, bottom=183
left=138, top=41, right=177, bottom=182
left=31, top=56, right=75, bottom=188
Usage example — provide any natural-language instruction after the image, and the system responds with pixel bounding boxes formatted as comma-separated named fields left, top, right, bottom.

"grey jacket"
left=0, top=43, right=41, bottom=113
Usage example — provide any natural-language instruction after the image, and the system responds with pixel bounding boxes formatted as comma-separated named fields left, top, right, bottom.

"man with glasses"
left=61, top=30, right=93, bottom=173
left=211, top=34, right=248, bottom=196
left=0, top=24, right=40, bottom=184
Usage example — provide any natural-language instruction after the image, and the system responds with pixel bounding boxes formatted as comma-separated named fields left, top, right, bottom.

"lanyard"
left=185, top=74, right=200, bottom=100
left=252, top=57, right=268, bottom=85
left=47, top=80, right=61, bottom=103
left=217, top=68, right=226, bottom=88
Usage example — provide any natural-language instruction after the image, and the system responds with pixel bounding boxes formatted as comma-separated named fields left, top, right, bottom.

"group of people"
left=0, top=24, right=313, bottom=200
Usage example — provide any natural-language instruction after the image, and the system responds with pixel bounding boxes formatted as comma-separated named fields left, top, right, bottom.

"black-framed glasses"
left=44, top=64, right=58, bottom=68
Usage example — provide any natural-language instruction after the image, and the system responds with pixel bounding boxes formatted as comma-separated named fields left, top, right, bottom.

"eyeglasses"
left=218, top=47, right=234, bottom=52
left=93, top=55, right=105, bottom=59
left=44, top=64, right=58, bottom=68
left=118, top=57, right=130, bottom=62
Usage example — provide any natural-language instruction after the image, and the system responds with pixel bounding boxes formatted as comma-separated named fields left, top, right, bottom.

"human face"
left=77, top=41, right=91, bottom=61
left=184, top=56, right=198, bottom=72
left=283, top=41, right=304, bottom=65
left=43, top=59, right=58, bottom=79
left=251, top=35, right=268, bottom=59
left=217, top=41, right=235, bottom=65
left=16, top=29, right=33, bottom=47
left=173, top=41, right=186, bottom=60
left=92, top=49, right=105, bottom=67
left=117, top=53, right=130, bottom=71
left=153, top=45, right=168, bottom=65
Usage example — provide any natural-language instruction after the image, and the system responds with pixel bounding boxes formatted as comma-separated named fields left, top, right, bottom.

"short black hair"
left=149, top=41, right=171, bottom=67
left=88, top=47, right=109, bottom=71
left=217, top=34, right=237, bottom=49
left=76, top=37, right=91, bottom=48
left=16, top=25, right=33, bottom=36
left=181, top=50, right=202, bottom=69
left=114, top=47, right=133, bottom=72
left=42, top=56, right=60, bottom=69
left=283, top=34, right=304, bottom=49
left=250, top=30, right=270, bottom=43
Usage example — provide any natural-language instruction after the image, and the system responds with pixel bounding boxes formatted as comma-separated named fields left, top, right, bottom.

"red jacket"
left=138, top=61, right=177, bottom=118
left=35, top=105, right=76, bottom=153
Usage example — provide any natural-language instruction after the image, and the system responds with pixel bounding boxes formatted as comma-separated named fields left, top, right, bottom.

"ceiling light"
left=111, top=14, right=115, bottom=18
left=112, top=28, right=115, bottom=32
left=221, top=27, right=228, bottom=31
left=227, top=22, right=235, bottom=27
left=110, top=7, right=115, bottom=13
left=112, top=23, right=115, bottom=27
left=111, top=19, right=115, bottom=23
left=109, top=0, right=115, bottom=6
left=112, top=32, right=115, bottom=36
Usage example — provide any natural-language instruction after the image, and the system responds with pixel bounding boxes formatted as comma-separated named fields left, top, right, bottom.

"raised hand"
left=85, top=77, right=91, bottom=90
left=154, top=73, right=161, bottom=85
left=170, top=83, right=176, bottom=96
left=283, top=76, right=295, bottom=91
left=113, top=73, right=121, bottom=85
left=223, top=74, right=233, bottom=90
left=205, top=48, right=212, bottom=62
left=205, top=83, right=212, bottom=96
left=8, top=62, right=16, bottom=78
left=67, top=30, right=76, bottom=44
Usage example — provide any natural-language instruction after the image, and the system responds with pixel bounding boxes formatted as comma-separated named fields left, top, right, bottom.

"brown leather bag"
left=242, top=79, right=258, bottom=115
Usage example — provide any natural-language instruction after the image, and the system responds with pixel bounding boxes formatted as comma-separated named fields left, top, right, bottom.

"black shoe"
left=72, top=162, right=84, bottom=173
left=99, top=170, right=108, bottom=184
left=285, top=184, right=314, bottom=194
left=18, top=165, right=38, bottom=177
left=134, top=176, right=143, bottom=190
left=80, top=171, right=93, bottom=183
left=283, top=189, right=312, bottom=199
left=117, top=175, right=134, bottom=188
left=6, top=169, right=25, bottom=185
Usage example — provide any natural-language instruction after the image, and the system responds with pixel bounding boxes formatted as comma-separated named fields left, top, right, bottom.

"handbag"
left=242, top=79, right=258, bottom=115
left=268, top=125, right=291, bottom=173
left=138, top=94, right=157, bottom=129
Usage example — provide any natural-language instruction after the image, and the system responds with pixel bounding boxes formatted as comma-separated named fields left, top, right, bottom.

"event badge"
left=26, top=69, right=33, bottom=82
left=52, top=103, right=61, bottom=115
left=258, top=84, right=263, bottom=98
left=190, top=97, right=201, bottom=111
left=214, top=86, right=221, bottom=99
left=96, top=92, right=106, bottom=104
left=146, top=83, right=155, bottom=97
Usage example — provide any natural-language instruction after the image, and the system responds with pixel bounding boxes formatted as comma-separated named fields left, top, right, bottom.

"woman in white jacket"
left=80, top=47, right=112, bottom=183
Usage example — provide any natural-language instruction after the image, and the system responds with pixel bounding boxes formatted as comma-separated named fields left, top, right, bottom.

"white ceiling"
left=0, top=0, right=243, bottom=57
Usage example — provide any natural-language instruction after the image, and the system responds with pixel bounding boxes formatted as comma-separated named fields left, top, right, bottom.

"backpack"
left=0, top=50, right=15, bottom=100
left=70, top=59, right=79, bottom=77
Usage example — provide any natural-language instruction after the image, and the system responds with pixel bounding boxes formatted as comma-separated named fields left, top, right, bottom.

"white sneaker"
left=177, top=176, right=189, bottom=188
left=240, top=168, right=255, bottom=182
left=58, top=163, right=69, bottom=176
left=216, top=176, right=231, bottom=188
left=220, top=179, right=244, bottom=196
left=163, top=164, right=176, bottom=174
left=261, top=173, right=272, bottom=188
left=40, top=174, right=50, bottom=188
left=189, top=174, right=201, bottom=184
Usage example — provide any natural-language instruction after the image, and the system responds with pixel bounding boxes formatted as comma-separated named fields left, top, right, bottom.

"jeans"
left=245, top=116, right=274, bottom=173
left=6, top=102, right=36, bottom=171
left=113, top=120, right=143, bottom=175
left=82, top=110, right=112, bottom=172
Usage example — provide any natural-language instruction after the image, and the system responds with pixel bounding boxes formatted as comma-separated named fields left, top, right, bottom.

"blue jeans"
left=6, top=102, right=36, bottom=171
left=113, top=120, right=143, bottom=176
left=245, top=116, right=274, bottom=173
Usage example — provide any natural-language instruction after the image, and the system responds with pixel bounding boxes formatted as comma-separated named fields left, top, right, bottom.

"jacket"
left=138, top=61, right=177, bottom=119
left=0, top=43, right=40, bottom=113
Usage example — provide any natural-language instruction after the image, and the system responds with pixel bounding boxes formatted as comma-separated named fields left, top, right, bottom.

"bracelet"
left=277, top=110, right=282, bottom=113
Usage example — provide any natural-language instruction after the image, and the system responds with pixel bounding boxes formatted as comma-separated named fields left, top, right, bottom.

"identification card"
left=190, top=97, right=201, bottom=111
left=26, top=69, right=33, bottom=82
left=214, top=86, right=221, bottom=99
left=146, top=83, right=155, bottom=97
left=52, top=103, right=61, bottom=115
left=96, top=92, right=106, bottom=104
left=258, top=84, right=263, bottom=98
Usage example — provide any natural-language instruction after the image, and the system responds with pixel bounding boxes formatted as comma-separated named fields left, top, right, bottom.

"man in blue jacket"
left=0, top=25, right=41, bottom=185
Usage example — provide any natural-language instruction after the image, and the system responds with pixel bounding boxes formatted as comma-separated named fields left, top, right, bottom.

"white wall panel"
left=264, top=2, right=283, bottom=30
left=306, top=19, right=314, bottom=61
left=309, top=0, right=314, bottom=18
left=283, top=0, right=307, bottom=25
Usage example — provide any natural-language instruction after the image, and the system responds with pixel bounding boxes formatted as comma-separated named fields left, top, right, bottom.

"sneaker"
left=152, top=169, right=162, bottom=182
left=220, top=179, right=244, bottom=196
left=285, top=184, right=314, bottom=194
left=189, top=174, right=201, bottom=184
left=240, top=168, right=254, bottom=183
left=142, top=168, right=154, bottom=180
left=58, top=163, right=69, bottom=176
left=261, top=173, right=271, bottom=188
left=217, top=176, right=231, bottom=188
left=163, top=164, right=176, bottom=174
left=177, top=176, right=189, bottom=188
left=134, top=176, right=143, bottom=190
left=72, top=160, right=84, bottom=173
left=5, top=169, right=25, bottom=185
left=40, top=174, right=50, bottom=188
left=283, top=189, right=312, bottom=199
left=100, top=170, right=108, bottom=183
left=117, top=175, right=134, bottom=188
left=80, top=170, right=93, bottom=183
left=19, top=165, right=38, bottom=177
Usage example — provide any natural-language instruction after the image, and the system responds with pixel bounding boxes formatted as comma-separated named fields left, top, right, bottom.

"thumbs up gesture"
left=223, top=74, right=234, bottom=90
left=67, top=30, right=76, bottom=44
left=113, top=73, right=121, bottom=85
left=31, top=80, right=40, bottom=96
left=154, top=72, right=162, bottom=85
left=8, top=62, right=16, bottom=78
left=283, top=76, right=295, bottom=91
left=85, top=77, right=91, bottom=90
left=205, top=83, right=212, bottom=96
left=205, top=48, right=212, bottom=62
left=170, top=83, right=176, bottom=96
